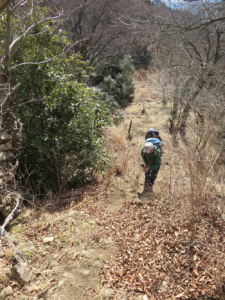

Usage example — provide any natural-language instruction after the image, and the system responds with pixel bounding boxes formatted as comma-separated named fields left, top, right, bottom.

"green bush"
left=13, top=56, right=112, bottom=192
left=97, top=55, right=135, bottom=107
left=2, top=7, right=112, bottom=193
left=2, top=4, right=134, bottom=194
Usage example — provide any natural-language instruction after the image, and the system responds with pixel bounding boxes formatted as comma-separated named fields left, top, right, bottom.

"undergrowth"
left=104, top=125, right=142, bottom=192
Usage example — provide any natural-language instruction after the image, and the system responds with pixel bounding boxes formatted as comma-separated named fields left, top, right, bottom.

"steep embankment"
left=0, top=71, right=224, bottom=300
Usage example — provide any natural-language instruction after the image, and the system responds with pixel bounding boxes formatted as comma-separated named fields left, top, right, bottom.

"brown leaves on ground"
left=1, top=182, right=225, bottom=300
left=97, top=199, right=225, bottom=299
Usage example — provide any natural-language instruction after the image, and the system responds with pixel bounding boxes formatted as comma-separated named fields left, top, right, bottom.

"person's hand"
left=144, top=165, right=150, bottom=173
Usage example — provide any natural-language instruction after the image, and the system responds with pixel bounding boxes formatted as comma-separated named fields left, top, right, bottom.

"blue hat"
left=153, top=131, right=159, bottom=136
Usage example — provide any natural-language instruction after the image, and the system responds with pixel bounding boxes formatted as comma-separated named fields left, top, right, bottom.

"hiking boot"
left=138, top=191, right=146, bottom=200
left=138, top=188, right=153, bottom=201
left=144, top=184, right=152, bottom=192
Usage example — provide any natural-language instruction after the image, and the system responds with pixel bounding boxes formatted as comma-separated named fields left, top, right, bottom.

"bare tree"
left=45, top=0, right=155, bottom=68
left=150, top=1, right=225, bottom=140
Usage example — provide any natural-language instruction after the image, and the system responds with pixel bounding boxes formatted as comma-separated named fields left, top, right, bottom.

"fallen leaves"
left=99, top=200, right=225, bottom=299
left=1, top=181, right=225, bottom=300
left=175, top=292, right=185, bottom=298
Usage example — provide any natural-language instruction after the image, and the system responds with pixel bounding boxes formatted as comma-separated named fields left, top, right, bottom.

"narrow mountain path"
left=47, top=73, right=224, bottom=300
left=1, top=71, right=169, bottom=300
left=51, top=72, right=170, bottom=300
left=122, top=72, right=170, bottom=193
left=48, top=72, right=172, bottom=300
left=0, top=71, right=171, bottom=300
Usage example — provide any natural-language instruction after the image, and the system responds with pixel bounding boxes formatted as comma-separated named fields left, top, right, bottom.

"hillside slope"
left=0, top=71, right=224, bottom=300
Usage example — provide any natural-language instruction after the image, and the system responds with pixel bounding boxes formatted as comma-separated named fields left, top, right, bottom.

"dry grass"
left=158, top=120, right=225, bottom=232
left=134, top=68, right=148, bottom=81
left=104, top=125, right=142, bottom=191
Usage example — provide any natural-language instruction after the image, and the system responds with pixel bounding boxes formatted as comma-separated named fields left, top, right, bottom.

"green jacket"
left=141, top=146, right=161, bottom=170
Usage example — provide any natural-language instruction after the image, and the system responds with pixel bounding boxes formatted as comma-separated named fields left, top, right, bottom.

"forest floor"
left=0, top=71, right=225, bottom=300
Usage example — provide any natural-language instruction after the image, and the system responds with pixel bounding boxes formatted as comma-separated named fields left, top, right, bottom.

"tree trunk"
left=179, top=78, right=206, bottom=137
left=0, top=5, right=11, bottom=106
left=179, top=102, right=191, bottom=137
left=169, top=96, right=179, bottom=134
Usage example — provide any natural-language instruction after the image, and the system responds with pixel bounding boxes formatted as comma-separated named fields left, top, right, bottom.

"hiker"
left=145, top=128, right=155, bottom=140
left=141, top=142, right=161, bottom=190
left=145, top=128, right=162, bottom=142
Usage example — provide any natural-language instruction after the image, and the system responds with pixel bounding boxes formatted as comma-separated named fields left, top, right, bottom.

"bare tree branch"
left=0, top=192, right=20, bottom=243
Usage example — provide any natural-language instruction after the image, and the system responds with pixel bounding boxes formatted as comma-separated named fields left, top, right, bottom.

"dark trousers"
left=145, top=165, right=161, bottom=189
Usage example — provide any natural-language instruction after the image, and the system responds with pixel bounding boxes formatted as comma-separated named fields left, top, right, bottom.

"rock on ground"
left=10, top=263, right=32, bottom=284
left=1, top=286, right=14, bottom=297
left=43, top=236, right=54, bottom=244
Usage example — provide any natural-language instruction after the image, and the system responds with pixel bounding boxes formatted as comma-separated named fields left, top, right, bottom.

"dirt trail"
left=45, top=73, right=225, bottom=300
left=105, top=72, right=171, bottom=207
left=1, top=72, right=171, bottom=300
left=122, top=72, right=170, bottom=192
left=55, top=72, right=170, bottom=300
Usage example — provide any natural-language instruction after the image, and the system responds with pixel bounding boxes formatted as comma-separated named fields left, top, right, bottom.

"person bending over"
left=141, top=142, right=161, bottom=191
